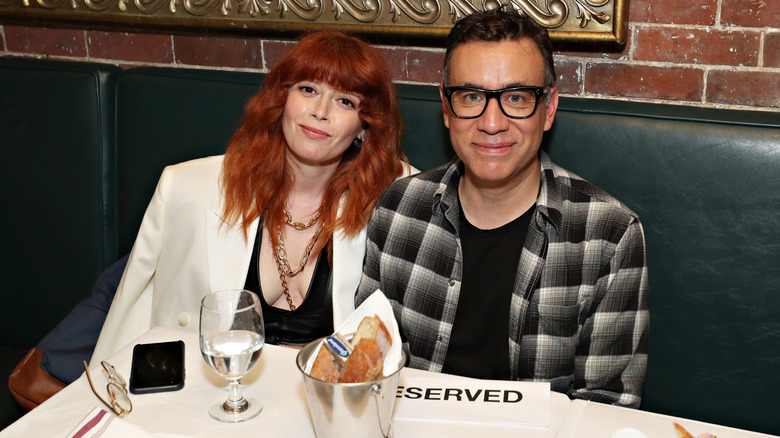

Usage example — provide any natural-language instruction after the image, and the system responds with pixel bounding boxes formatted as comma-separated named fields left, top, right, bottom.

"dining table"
left=0, top=326, right=775, bottom=438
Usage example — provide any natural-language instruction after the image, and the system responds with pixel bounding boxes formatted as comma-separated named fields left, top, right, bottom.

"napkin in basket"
left=66, top=407, right=160, bottom=438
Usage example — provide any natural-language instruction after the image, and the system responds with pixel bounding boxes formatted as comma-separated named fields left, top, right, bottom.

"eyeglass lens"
left=449, top=88, right=541, bottom=118
left=102, top=361, right=126, bottom=387
left=107, top=382, right=132, bottom=413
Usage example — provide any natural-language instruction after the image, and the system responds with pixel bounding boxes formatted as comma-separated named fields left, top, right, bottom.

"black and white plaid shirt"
left=356, top=152, right=649, bottom=408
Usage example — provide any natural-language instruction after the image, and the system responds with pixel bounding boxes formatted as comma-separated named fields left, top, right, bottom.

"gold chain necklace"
left=270, top=223, right=324, bottom=310
left=284, top=207, right=322, bottom=230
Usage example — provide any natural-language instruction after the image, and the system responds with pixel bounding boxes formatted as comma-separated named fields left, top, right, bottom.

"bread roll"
left=309, top=342, right=340, bottom=382
left=338, top=338, right=384, bottom=383
left=351, top=315, right=391, bottom=355
left=308, top=314, right=393, bottom=383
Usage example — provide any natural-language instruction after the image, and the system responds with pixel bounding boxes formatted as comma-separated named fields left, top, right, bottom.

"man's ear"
left=439, top=84, right=451, bottom=129
left=543, top=86, right=559, bottom=132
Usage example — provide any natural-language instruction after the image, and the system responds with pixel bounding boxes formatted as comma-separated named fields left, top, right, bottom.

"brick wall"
left=1, top=0, right=778, bottom=111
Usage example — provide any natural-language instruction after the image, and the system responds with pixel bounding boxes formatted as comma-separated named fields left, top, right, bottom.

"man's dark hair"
left=442, top=8, right=556, bottom=88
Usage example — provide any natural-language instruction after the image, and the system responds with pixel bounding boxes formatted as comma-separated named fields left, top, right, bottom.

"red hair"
left=221, top=31, right=407, bottom=257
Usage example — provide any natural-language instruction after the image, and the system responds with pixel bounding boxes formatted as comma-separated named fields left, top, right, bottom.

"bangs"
left=281, top=36, right=379, bottom=100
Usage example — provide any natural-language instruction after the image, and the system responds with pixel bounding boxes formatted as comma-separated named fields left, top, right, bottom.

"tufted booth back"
left=1, top=57, right=778, bottom=434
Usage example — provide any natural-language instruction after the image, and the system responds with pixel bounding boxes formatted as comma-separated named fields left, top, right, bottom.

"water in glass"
left=199, top=289, right=265, bottom=423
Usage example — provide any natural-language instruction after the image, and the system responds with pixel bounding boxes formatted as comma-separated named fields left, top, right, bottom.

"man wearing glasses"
left=356, top=8, right=649, bottom=408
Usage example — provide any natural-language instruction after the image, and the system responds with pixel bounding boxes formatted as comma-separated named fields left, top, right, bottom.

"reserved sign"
left=393, top=370, right=551, bottom=426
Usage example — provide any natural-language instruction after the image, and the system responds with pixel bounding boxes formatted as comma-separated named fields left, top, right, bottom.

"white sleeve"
left=89, top=167, right=171, bottom=365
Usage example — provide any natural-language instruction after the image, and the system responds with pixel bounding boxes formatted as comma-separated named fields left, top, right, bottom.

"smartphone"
left=129, top=340, right=185, bottom=394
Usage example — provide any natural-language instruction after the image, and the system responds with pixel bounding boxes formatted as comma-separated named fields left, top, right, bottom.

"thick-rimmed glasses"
left=82, top=360, right=133, bottom=417
left=442, top=86, right=549, bottom=119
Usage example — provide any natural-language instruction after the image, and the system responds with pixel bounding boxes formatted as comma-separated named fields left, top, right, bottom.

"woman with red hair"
left=91, top=31, right=413, bottom=364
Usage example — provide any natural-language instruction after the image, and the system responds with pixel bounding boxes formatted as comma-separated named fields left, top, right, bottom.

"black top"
left=243, top=226, right=334, bottom=346
left=442, top=202, right=533, bottom=379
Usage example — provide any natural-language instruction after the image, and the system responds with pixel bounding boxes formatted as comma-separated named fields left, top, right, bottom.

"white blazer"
left=91, top=155, right=415, bottom=365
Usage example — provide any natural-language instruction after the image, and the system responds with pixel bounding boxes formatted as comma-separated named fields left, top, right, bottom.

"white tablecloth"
left=2, top=327, right=775, bottom=438
left=0, top=327, right=570, bottom=438
left=557, top=399, right=778, bottom=438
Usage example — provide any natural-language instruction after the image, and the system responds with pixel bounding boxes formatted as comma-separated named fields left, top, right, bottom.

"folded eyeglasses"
left=82, top=360, right=133, bottom=417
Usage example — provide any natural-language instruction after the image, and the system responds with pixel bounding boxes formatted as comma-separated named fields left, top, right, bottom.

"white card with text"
left=393, top=369, right=551, bottom=426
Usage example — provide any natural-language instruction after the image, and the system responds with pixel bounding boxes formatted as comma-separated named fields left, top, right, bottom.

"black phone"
left=129, top=340, right=185, bottom=394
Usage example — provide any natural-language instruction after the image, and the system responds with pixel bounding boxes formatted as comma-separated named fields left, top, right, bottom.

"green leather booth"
left=1, top=57, right=779, bottom=435
left=0, top=58, right=120, bottom=425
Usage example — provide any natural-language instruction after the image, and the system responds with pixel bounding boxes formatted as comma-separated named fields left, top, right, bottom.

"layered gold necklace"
left=270, top=205, right=324, bottom=310
left=284, top=207, right=321, bottom=230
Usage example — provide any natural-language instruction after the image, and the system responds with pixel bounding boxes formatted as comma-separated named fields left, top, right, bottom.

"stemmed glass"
left=199, top=289, right=265, bottom=422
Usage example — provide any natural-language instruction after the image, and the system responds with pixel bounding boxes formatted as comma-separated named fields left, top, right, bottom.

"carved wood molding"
left=0, top=0, right=628, bottom=43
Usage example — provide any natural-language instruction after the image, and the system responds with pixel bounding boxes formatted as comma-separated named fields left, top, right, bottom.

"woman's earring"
left=352, top=136, right=363, bottom=149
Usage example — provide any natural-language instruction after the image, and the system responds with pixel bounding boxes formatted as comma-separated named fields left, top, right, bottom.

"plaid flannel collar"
left=429, top=151, right=564, bottom=233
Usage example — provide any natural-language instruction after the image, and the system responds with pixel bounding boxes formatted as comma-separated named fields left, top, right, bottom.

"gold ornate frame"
left=0, top=0, right=628, bottom=43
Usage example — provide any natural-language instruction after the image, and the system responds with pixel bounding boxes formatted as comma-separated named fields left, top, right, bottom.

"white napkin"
left=305, top=289, right=403, bottom=376
left=66, top=407, right=160, bottom=438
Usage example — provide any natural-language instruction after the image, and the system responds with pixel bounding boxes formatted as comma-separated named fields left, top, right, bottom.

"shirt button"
left=448, top=279, right=456, bottom=286
left=437, top=335, right=443, bottom=342
left=178, top=312, right=190, bottom=327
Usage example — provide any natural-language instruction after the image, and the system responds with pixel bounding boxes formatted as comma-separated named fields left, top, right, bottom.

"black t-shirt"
left=243, top=226, right=334, bottom=346
left=441, top=202, right=533, bottom=379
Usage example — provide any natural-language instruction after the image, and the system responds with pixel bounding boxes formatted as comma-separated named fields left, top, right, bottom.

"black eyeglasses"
left=82, top=360, right=133, bottom=417
left=442, top=86, right=548, bottom=119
